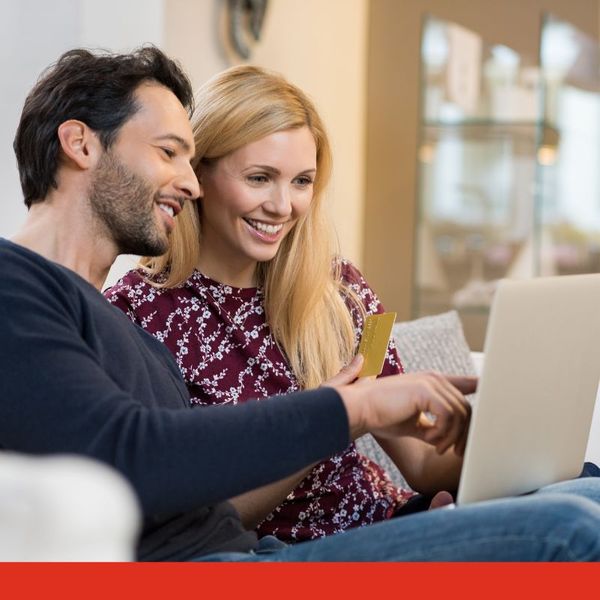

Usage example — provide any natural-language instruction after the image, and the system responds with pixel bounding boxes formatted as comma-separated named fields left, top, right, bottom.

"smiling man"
left=2, top=47, right=600, bottom=562
left=86, top=82, right=194, bottom=258
left=12, top=50, right=198, bottom=288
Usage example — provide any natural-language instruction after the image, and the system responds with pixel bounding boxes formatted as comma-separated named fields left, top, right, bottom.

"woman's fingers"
left=322, top=354, right=364, bottom=387
left=453, top=425, right=470, bottom=456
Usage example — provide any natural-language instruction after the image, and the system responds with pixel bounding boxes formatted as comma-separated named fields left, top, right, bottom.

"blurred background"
left=1, top=0, right=599, bottom=348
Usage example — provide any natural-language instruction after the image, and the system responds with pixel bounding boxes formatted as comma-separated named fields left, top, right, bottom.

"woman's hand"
left=321, top=354, right=365, bottom=387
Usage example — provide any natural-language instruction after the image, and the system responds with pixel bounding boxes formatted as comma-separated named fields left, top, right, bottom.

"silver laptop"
left=456, top=274, right=600, bottom=505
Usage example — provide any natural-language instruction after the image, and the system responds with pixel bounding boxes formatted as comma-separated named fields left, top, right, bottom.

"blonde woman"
left=104, top=66, right=460, bottom=542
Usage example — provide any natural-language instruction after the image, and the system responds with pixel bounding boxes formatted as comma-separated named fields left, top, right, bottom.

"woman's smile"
left=243, top=217, right=287, bottom=242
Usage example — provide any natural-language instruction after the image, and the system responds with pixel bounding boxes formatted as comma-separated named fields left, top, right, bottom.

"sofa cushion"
left=392, top=310, right=476, bottom=377
left=355, top=310, right=475, bottom=490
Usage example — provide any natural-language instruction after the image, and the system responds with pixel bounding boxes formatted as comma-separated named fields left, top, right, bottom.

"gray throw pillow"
left=355, top=310, right=475, bottom=490
left=392, top=310, right=476, bottom=376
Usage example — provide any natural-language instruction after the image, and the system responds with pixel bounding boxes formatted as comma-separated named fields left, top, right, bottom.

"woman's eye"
left=162, top=148, right=175, bottom=158
left=294, top=176, right=313, bottom=187
left=247, top=174, right=268, bottom=184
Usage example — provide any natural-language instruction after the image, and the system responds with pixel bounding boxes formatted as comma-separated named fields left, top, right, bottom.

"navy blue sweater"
left=0, top=239, right=349, bottom=560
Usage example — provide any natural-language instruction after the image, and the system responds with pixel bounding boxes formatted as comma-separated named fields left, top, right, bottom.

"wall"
left=1, top=0, right=79, bottom=240
left=365, top=0, right=600, bottom=321
left=0, top=0, right=165, bottom=284
left=7, top=1, right=595, bottom=298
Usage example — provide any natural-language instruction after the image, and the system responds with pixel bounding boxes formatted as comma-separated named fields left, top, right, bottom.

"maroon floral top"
left=104, top=260, right=414, bottom=542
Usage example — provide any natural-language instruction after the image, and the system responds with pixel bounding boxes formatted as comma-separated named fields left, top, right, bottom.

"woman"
left=105, top=65, right=459, bottom=542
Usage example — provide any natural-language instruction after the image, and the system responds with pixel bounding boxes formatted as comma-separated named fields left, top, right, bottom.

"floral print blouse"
left=104, top=260, right=414, bottom=542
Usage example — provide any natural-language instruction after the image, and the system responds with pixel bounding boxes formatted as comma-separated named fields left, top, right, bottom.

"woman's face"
left=197, top=126, right=317, bottom=275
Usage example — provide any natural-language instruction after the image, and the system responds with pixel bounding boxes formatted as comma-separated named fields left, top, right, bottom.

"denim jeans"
left=195, top=475, right=600, bottom=562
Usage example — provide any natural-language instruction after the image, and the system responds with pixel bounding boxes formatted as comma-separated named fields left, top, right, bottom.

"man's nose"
left=175, top=163, right=201, bottom=201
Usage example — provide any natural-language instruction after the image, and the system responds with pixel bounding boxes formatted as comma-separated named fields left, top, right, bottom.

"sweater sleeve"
left=0, top=248, right=350, bottom=515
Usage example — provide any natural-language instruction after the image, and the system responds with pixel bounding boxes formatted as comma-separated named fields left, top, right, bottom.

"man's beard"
left=89, top=152, right=168, bottom=257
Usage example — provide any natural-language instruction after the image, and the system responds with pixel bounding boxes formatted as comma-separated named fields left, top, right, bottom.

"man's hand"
left=337, top=371, right=476, bottom=456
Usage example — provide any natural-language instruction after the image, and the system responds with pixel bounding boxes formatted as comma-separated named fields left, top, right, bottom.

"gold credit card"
left=357, top=312, right=397, bottom=377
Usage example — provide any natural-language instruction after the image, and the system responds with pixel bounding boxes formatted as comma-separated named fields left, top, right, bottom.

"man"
left=2, top=46, right=600, bottom=561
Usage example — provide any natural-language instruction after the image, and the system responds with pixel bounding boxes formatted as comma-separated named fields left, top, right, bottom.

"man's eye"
left=162, top=148, right=175, bottom=158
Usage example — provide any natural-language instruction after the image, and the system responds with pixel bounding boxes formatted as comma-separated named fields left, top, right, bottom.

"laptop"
left=456, top=274, right=600, bottom=505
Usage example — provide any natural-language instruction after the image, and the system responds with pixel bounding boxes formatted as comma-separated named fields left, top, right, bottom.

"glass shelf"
left=538, top=14, right=600, bottom=279
left=413, top=14, right=600, bottom=350
left=415, top=15, right=542, bottom=348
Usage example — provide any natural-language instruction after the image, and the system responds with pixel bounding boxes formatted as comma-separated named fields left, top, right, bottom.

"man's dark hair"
left=14, top=46, right=194, bottom=208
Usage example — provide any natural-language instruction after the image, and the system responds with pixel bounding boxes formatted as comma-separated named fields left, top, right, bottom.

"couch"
left=3, top=310, right=598, bottom=559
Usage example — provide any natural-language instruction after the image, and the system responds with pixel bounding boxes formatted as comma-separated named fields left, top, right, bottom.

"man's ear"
left=57, top=120, right=102, bottom=170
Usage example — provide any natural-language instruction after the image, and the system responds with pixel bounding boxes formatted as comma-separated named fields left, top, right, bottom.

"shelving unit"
left=414, top=14, right=600, bottom=349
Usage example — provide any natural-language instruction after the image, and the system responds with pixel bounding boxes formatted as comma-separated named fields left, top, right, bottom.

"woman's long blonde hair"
left=142, top=65, right=362, bottom=388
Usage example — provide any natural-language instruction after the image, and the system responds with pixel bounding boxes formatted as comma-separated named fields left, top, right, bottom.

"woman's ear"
left=57, top=120, right=102, bottom=170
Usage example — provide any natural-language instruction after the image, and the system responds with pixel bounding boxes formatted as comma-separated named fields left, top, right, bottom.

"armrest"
left=0, top=453, right=141, bottom=561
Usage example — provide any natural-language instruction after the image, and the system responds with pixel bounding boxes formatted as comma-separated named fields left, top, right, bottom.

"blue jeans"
left=195, top=476, right=600, bottom=561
